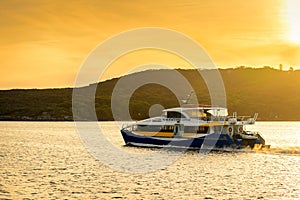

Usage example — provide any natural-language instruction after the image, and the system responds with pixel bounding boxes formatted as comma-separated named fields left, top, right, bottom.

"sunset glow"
left=285, top=0, right=300, bottom=43
left=0, top=0, right=300, bottom=89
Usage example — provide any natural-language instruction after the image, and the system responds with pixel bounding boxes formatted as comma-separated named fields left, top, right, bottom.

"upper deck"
left=162, top=106, right=228, bottom=119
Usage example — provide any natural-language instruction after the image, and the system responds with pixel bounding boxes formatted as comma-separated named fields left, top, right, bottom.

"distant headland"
left=1, top=67, right=300, bottom=121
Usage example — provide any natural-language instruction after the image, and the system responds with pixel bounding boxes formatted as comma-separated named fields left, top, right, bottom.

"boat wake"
left=124, top=143, right=300, bottom=156
left=201, top=146, right=300, bottom=156
left=253, top=146, right=300, bottom=156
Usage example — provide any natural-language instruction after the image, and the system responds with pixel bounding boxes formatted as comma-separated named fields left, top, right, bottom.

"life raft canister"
left=228, top=126, right=233, bottom=136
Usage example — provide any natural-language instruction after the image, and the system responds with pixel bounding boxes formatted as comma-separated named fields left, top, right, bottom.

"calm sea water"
left=0, top=121, right=299, bottom=199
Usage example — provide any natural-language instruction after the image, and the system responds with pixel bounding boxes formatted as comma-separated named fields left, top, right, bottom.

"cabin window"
left=161, top=125, right=174, bottom=132
left=184, top=109, right=206, bottom=119
left=166, top=111, right=185, bottom=118
left=197, top=126, right=209, bottom=133
left=206, top=109, right=228, bottom=117
left=162, top=111, right=167, bottom=117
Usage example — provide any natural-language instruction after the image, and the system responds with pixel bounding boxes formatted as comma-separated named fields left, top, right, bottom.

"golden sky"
left=0, top=0, right=300, bottom=89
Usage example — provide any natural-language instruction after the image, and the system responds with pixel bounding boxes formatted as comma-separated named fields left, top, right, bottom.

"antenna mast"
left=181, top=91, right=194, bottom=105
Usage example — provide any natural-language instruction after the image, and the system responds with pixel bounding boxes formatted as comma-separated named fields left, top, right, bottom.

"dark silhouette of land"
left=1, top=67, right=299, bottom=121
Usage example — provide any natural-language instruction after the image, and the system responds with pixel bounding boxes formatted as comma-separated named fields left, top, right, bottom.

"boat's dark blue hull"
left=121, top=129, right=241, bottom=149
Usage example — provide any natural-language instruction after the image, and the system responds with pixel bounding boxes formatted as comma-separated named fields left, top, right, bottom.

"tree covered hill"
left=1, top=67, right=300, bottom=121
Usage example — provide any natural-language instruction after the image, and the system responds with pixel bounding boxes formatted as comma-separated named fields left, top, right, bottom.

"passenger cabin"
left=133, top=106, right=229, bottom=135
left=162, top=107, right=228, bottom=121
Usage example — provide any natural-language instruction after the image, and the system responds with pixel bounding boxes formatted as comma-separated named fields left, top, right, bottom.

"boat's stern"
left=223, top=113, right=269, bottom=149
left=223, top=124, right=267, bottom=148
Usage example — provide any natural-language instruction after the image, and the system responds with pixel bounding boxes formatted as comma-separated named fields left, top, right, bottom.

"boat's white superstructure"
left=121, top=104, right=268, bottom=149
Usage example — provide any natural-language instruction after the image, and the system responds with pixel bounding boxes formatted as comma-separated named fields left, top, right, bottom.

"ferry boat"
left=120, top=104, right=268, bottom=149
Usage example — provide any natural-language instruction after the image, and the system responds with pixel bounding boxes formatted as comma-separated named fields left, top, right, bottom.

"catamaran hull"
left=120, top=129, right=252, bottom=149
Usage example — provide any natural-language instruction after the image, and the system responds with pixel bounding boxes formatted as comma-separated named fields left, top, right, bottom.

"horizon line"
left=1, top=66, right=298, bottom=90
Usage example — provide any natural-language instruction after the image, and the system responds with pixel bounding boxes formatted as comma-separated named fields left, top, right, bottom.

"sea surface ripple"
left=0, top=122, right=299, bottom=199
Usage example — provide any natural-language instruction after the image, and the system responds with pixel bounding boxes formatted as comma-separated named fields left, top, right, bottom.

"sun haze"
left=0, top=0, right=299, bottom=89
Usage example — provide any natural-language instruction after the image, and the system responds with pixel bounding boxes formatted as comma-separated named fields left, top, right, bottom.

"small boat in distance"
left=121, top=104, right=269, bottom=150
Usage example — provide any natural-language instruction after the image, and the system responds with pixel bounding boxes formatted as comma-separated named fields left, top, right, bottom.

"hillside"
left=1, top=67, right=300, bottom=121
